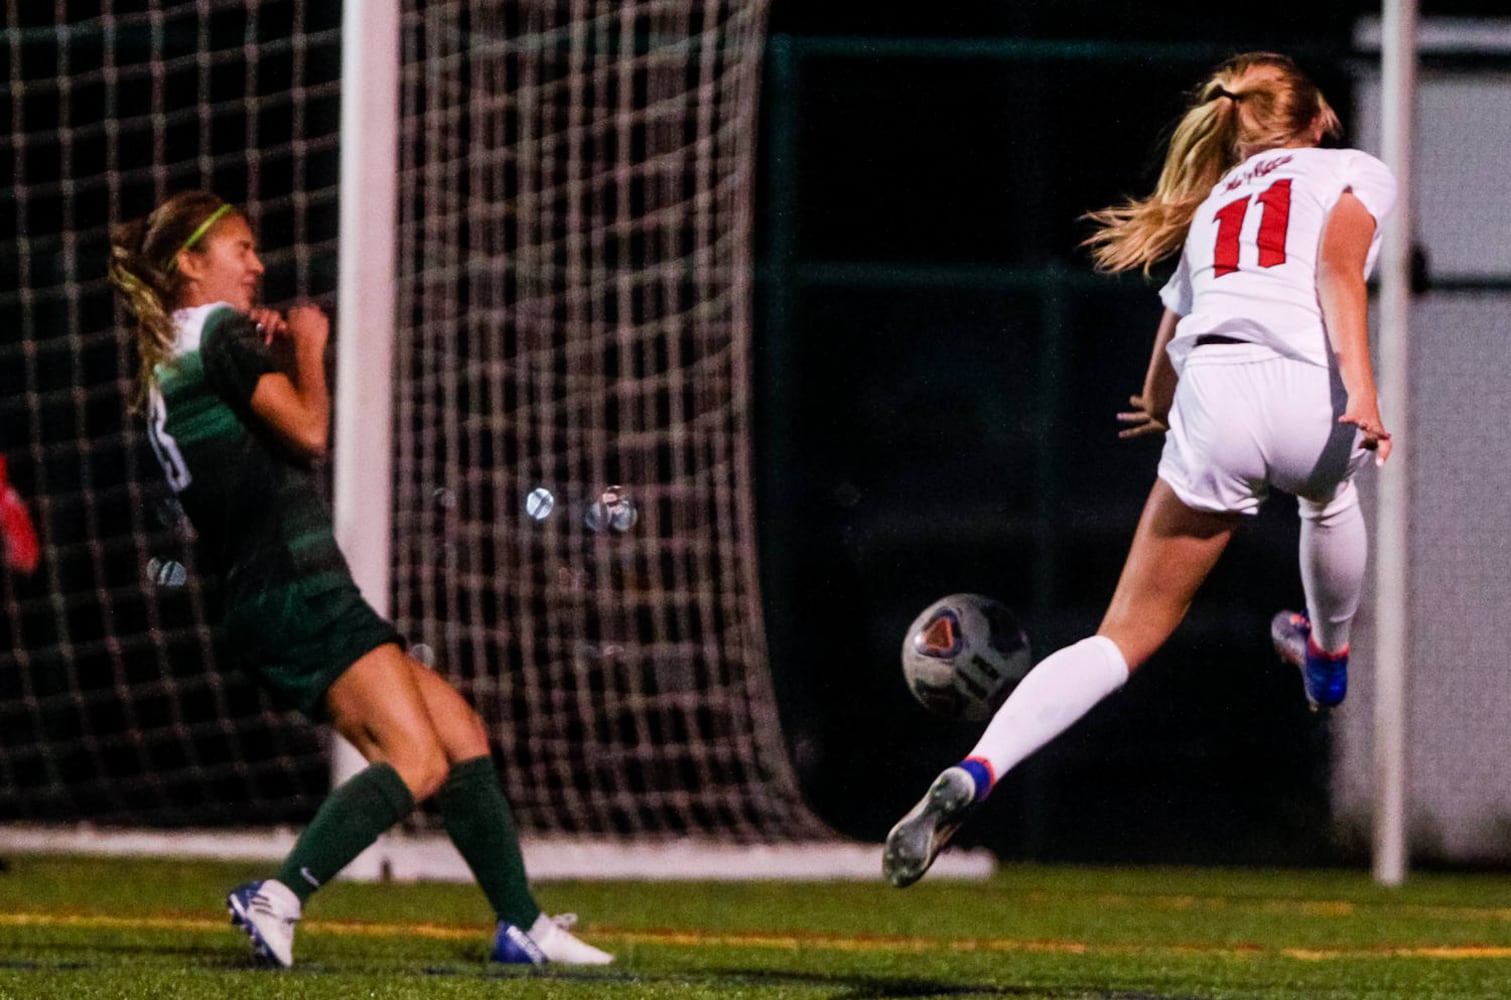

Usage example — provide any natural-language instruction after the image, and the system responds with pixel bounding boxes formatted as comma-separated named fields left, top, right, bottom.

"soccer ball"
left=900, top=593, right=1032, bottom=721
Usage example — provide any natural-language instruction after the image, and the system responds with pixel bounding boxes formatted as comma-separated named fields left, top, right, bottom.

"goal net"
left=389, top=1, right=827, bottom=841
left=1, top=0, right=343, bottom=826
left=1, top=0, right=836, bottom=855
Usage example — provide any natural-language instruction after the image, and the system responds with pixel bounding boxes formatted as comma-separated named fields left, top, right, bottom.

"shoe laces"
left=250, top=890, right=300, bottom=926
left=544, top=913, right=578, bottom=932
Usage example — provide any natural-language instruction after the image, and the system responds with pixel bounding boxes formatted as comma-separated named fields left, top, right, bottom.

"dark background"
left=750, top=0, right=1490, bottom=863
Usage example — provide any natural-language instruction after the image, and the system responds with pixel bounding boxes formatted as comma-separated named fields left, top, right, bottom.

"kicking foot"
left=883, top=766, right=978, bottom=888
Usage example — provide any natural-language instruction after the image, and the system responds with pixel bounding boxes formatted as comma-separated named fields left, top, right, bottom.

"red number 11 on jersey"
left=1212, top=179, right=1292, bottom=277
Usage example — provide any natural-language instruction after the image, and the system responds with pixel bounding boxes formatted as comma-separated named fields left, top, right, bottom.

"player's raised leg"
left=883, top=633, right=1130, bottom=888
left=885, top=480, right=1237, bottom=887
left=1272, top=483, right=1365, bottom=709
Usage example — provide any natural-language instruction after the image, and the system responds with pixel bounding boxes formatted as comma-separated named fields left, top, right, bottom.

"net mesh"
left=1, top=0, right=341, bottom=824
left=393, top=0, right=823, bottom=839
left=2, top=0, right=826, bottom=842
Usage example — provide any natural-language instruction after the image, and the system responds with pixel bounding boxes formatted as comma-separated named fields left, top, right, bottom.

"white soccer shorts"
left=1158, top=345, right=1369, bottom=517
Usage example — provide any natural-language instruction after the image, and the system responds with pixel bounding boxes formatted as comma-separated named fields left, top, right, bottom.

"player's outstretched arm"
left=1117, top=308, right=1180, bottom=439
left=1318, top=191, right=1390, bottom=465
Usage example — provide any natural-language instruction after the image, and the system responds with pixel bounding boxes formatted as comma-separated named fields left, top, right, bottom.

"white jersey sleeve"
left=1158, top=249, right=1193, bottom=316
left=1337, top=149, right=1397, bottom=279
left=1339, top=149, right=1397, bottom=227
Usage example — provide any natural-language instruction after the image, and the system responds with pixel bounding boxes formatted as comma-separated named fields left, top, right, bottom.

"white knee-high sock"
left=1298, top=484, right=1367, bottom=654
left=962, top=635, right=1128, bottom=795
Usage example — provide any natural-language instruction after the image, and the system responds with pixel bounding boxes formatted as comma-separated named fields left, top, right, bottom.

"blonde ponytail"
left=1083, top=95, right=1241, bottom=274
left=1083, top=53, right=1341, bottom=275
left=107, top=191, right=231, bottom=410
left=108, top=221, right=176, bottom=411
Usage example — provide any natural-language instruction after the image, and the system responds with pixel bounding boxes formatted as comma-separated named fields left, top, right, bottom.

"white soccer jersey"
left=1159, top=146, right=1397, bottom=374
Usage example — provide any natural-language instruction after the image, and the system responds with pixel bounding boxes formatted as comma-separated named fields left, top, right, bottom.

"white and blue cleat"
left=883, top=765, right=979, bottom=888
left=492, top=912, right=614, bottom=966
left=491, top=920, right=548, bottom=965
left=226, top=878, right=301, bottom=968
left=1271, top=610, right=1348, bottom=711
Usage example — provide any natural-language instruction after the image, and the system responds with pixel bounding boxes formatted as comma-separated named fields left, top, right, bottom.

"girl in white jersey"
left=883, top=53, right=1396, bottom=888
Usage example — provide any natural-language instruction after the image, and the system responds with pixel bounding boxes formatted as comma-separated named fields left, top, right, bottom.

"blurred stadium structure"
left=1343, top=15, right=1511, bottom=867
left=3, top=1, right=1511, bottom=875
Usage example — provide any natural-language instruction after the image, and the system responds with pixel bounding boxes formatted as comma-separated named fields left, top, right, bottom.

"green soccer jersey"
left=148, top=303, right=350, bottom=605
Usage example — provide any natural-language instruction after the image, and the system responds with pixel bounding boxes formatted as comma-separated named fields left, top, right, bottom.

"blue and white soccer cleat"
left=1271, top=610, right=1348, bottom=710
left=491, top=913, right=614, bottom=966
left=491, top=920, right=548, bottom=965
left=529, top=913, right=615, bottom=964
left=226, top=879, right=301, bottom=968
left=883, top=765, right=979, bottom=888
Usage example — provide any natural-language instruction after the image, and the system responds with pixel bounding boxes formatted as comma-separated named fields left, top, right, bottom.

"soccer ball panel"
left=900, top=593, right=1032, bottom=721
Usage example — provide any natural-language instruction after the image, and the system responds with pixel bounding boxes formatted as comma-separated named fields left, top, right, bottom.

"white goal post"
left=1371, top=0, right=1416, bottom=889
left=331, top=0, right=400, bottom=805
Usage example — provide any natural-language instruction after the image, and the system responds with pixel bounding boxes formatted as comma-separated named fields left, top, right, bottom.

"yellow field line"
left=3, top=912, right=1510, bottom=961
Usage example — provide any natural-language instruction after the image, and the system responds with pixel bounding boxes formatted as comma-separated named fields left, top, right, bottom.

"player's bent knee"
left=390, top=744, right=450, bottom=802
left=450, top=727, right=489, bottom=765
left=433, top=687, right=490, bottom=754
left=454, top=708, right=490, bottom=757
left=371, top=721, right=452, bottom=800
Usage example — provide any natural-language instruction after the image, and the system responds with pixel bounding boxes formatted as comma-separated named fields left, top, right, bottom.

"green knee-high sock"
left=276, top=762, right=415, bottom=903
left=439, top=756, right=540, bottom=927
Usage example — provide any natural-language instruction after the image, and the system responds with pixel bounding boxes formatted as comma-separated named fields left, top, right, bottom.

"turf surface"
left=2, top=854, right=1510, bottom=998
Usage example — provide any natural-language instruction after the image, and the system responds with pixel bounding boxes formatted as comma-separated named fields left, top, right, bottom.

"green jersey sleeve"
left=200, top=311, right=273, bottom=413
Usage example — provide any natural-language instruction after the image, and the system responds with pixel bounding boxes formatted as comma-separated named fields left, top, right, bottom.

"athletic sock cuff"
left=1083, top=635, right=1132, bottom=687
left=367, top=761, right=418, bottom=819
left=958, top=758, right=995, bottom=802
left=438, top=755, right=496, bottom=802
left=1306, top=636, right=1349, bottom=661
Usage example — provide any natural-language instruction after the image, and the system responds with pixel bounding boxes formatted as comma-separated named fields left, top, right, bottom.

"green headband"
left=162, top=203, right=234, bottom=272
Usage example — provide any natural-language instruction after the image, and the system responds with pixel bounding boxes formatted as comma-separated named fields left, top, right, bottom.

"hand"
left=249, top=307, right=287, bottom=345
left=252, top=305, right=327, bottom=374
left=1117, top=394, right=1169, bottom=439
left=1340, top=398, right=1392, bottom=466
left=284, top=304, right=330, bottom=353
left=249, top=307, right=296, bottom=372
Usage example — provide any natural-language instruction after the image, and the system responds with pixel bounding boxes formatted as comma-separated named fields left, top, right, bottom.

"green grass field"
left=3, top=854, right=1510, bottom=999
